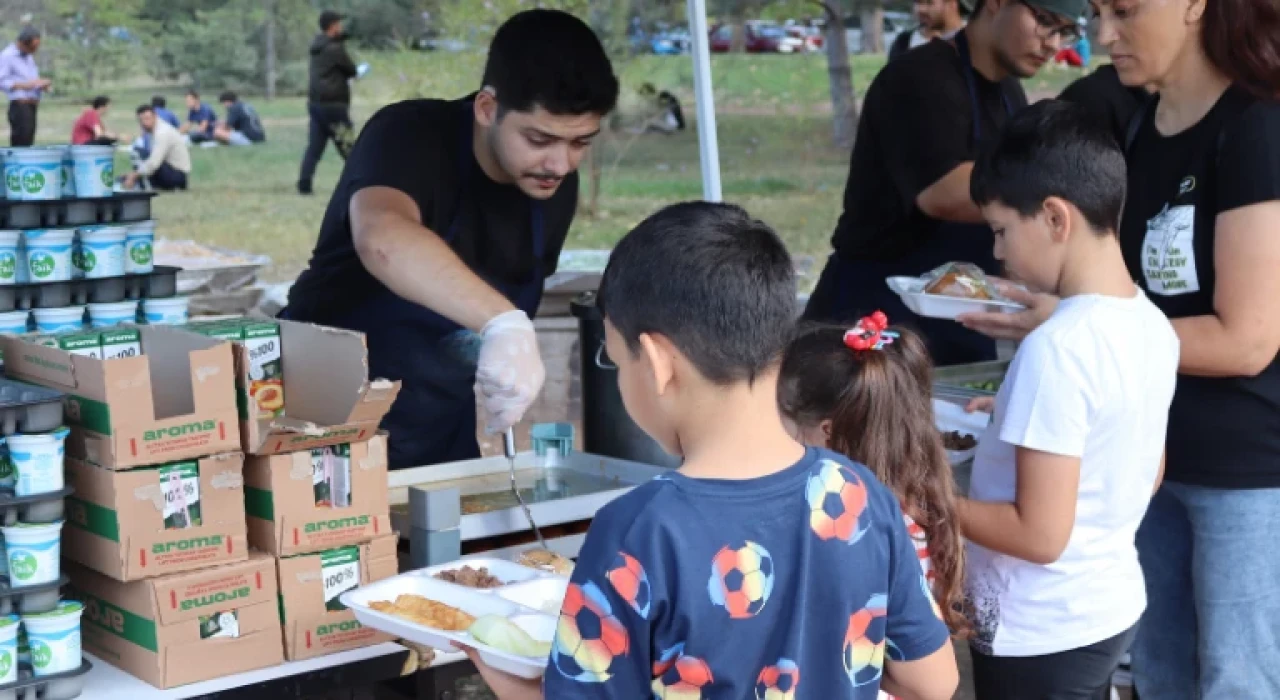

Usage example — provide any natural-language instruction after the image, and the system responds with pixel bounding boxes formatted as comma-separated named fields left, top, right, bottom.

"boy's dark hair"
left=597, top=202, right=796, bottom=385
left=91, top=96, right=110, bottom=110
left=481, top=9, right=619, bottom=117
left=151, top=95, right=166, bottom=108
left=187, top=89, right=200, bottom=99
left=218, top=91, right=237, bottom=104
left=971, top=99, right=1127, bottom=234
left=136, top=105, right=154, bottom=116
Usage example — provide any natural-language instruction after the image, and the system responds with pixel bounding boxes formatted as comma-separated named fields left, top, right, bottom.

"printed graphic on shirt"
left=552, top=581, right=630, bottom=683
left=756, top=658, right=801, bottom=700
left=708, top=541, right=775, bottom=619
left=651, top=643, right=714, bottom=698
left=606, top=552, right=652, bottom=619
left=807, top=460, right=870, bottom=544
left=844, top=594, right=889, bottom=688
left=966, top=569, right=1003, bottom=655
left=1142, top=203, right=1200, bottom=296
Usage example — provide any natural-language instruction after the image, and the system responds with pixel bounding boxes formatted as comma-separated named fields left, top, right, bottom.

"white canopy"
left=685, top=0, right=722, bottom=202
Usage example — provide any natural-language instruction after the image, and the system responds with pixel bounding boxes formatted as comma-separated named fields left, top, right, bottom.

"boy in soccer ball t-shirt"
left=464, top=202, right=956, bottom=700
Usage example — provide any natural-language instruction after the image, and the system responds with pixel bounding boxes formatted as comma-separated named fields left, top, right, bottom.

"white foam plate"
left=415, top=558, right=545, bottom=588
left=887, top=276, right=1025, bottom=320
left=496, top=578, right=570, bottom=616
left=341, top=575, right=555, bottom=679
left=934, top=398, right=991, bottom=466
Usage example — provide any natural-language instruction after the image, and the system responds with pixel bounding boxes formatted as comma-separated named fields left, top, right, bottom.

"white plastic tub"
left=22, top=229, right=75, bottom=283
left=8, top=428, right=69, bottom=497
left=124, top=220, right=155, bottom=274
left=1, top=521, right=64, bottom=588
left=0, top=614, right=17, bottom=685
left=69, top=145, right=114, bottom=198
left=0, top=310, right=29, bottom=336
left=87, top=300, right=137, bottom=329
left=31, top=307, right=84, bottom=334
left=22, top=600, right=82, bottom=676
left=75, top=226, right=127, bottom=279
left=142, top=296, right=189, bottom=325
left=0, top=230, right=20, bottom=286
left=934, top=398, right=991, bottom=466
left=2, top=148, right=62, bottom=201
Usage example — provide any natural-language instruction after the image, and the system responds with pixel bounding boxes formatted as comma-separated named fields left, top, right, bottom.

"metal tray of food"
left=0, top=659, right=92, bottom=700
left=388, top=451, right=669, bottom=542
left=0, top=192, right=153, bottom=230
left=0, top=266, right=177, bottom=312
left=933, top=360, right=1011, bottom=398
left=343, top=560, right=568, bottom=680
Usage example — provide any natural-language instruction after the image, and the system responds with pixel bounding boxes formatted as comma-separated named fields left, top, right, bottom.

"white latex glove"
left=475, top=310, right=545, bottom=434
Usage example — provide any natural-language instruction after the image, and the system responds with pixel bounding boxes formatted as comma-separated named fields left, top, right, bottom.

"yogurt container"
left=22, top=601, right=82, bottom=677
left=2, top=148, right=62, bottom=201
left=7, top=429, right=68, bottom=498
left=22, top=229, right=75, bottom=283
left=1, top=521, right=63, bottom=588
left=0, top=436, right=14, bottom=491
left=87, top=300, right=137, bottom=329
left=0, top=230, right=20, bottom=285
left=69, top=145, right=114, bottom=198
left=143, top=296, right=189, bottom=325
left=31, top=307, right=85, bottom=334
left=124, top=220, right=155, bottom=274
left=0, top=310, right=29, bottom=336
left=75, top=226, right=127, bottom=279
left=0, top=615, right=17, bottom=685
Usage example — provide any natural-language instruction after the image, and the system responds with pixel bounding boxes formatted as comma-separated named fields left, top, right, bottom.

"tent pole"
left=685, top=0, right=723, bottom=202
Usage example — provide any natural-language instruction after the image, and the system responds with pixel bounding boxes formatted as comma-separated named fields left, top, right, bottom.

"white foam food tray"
left=934, top=398, right=991, bottom=466
left=887, top=276, right=1024, bottom=320
left=343, top=558, right=570, bottom=679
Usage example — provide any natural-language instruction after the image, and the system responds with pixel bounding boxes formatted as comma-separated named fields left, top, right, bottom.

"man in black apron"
left=281, top=10, right=619, bottom=469
left=804, top=0, right=1085, bottom=366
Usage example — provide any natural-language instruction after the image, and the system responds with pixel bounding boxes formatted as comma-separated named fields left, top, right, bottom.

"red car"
left=709, top=23, right=798, bottom=53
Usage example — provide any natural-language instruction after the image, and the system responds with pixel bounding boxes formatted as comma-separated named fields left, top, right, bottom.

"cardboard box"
left=278, top=533, right=398, bottom=660
left=71, top=553, right=284, bottom=689
left=65, top=453, right=249, bottom=581
left=2, top=326, right=241, bottom=469
left=229, top=320, right=400, bottom=456
left=245, top=433, right=392, bottom=556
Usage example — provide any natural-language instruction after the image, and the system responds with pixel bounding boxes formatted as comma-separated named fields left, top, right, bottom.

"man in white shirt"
left=124, top=105, right=191, bottom=192
left=957, top=101, right=1178, bottom=699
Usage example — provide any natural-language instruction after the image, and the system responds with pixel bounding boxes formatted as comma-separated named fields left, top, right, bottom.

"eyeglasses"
left=1020, top=1, right=1083, bottom=43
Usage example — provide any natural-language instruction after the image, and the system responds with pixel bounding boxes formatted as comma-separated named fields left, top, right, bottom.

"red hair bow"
left=843, top=311, right=896, bottom=352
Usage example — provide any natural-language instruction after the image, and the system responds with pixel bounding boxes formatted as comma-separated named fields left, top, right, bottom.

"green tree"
left=45, top=0, right=150, bottom=91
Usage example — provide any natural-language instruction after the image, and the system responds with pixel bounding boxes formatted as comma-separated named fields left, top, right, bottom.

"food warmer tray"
left=933, top=359, right=1012, bottom=402
left=388, top=451, right=669, bottom=542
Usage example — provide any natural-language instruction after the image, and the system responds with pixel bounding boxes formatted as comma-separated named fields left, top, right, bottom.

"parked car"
left=839, top=12, right=913, bottom=53
left=709, top=21, right=806, bottom=53
left=785, top=25, right=824, bottom=52
left=650, top=27, right=692, bottom=55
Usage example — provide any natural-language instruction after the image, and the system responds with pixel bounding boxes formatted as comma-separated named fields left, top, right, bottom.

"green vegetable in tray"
left=963, top=380, right=1001, bottom=392
left=469, top=615, right=553, bottom=658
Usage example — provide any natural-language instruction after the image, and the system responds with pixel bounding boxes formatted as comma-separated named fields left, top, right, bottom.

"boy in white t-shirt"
left=958, top=100, right=1179, bottom=699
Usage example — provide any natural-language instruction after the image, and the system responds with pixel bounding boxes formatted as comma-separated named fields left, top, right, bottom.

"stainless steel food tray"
left=389, top=451, right=668, bottom=541
left=933, top=359, right=1011, bottom=400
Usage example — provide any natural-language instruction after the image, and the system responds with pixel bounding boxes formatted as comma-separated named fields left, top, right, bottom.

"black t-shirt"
left=1057, top=65, right=1148, bottom=146
left=831, top=39, right=1027, bottom=261
left=226, top=102, right=265, bottom=142
left=287, top=97, right=577, bottom=323
left=1120, top=85, right=1280, bottom=488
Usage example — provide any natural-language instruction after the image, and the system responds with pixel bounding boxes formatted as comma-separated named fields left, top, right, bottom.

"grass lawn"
left=13, top=52, right=1092, bottom=284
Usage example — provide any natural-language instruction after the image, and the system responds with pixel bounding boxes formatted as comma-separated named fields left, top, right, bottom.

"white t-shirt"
left=965, top=290, right=1179, bottom=657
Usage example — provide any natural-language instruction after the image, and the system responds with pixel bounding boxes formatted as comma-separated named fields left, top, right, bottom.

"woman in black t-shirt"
left=1100, top=0, right=1280, bottom=697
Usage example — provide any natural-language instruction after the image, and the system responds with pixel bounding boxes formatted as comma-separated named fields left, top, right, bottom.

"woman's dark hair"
left=778, top=322, right=969, bottom=636
left=1202, top=0, right=1280, bottom=98
left=91, top=96, right=110, bottom=110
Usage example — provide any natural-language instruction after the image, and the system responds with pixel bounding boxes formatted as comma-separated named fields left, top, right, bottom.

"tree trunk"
left=815, top=1, right=858, bottom=147
left=264, top=0, right=278, bottom=100
left=860, top=6, right=885, bottom=54
left=730, top=3, right=748, bottom=53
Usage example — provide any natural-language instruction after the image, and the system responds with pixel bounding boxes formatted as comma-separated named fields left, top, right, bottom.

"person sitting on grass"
left=462, top=201, right=959, bottom=700
left=123, top=105, right=191, bottom=192
left=151, top=95, right=179, bottom=128
left=214, top=90, right=265, bottom=146
left=957, top=100, right=1177, bottom=699
left=180, top=89, right=217, bottom=144
left=70, top=95, right=124, bottom=146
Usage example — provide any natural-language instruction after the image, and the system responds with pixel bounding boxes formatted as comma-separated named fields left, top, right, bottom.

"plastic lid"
left=0, top=615, right=20, bottom=629
left=23, top=601, right=82, bottom=618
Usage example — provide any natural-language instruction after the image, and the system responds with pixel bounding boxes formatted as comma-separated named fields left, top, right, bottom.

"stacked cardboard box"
left=3, top=328, right=280, bottom=688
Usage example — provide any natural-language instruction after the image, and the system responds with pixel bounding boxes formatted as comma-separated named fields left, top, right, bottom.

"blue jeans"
left=1133, top=482, right=1280, bottom=699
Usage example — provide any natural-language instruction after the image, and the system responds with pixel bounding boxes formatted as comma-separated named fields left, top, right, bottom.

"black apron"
left=286, top=101, right=547, bottom=469
left=804, top=32, right=1006, bottom=366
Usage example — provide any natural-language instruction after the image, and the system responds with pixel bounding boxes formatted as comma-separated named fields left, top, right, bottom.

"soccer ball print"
left=842, top=593, right=888, bottom=688
left=551, top=581, right=629, bottom=683
left=755, top=658, right=801, bottom=700
left=606, top=552, right=652, bottom=619
left=652, top=643, right=714, bottom=699
left=806, top=460, right=870, bottom=544
left=707, top=541, right=775, bottom=619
